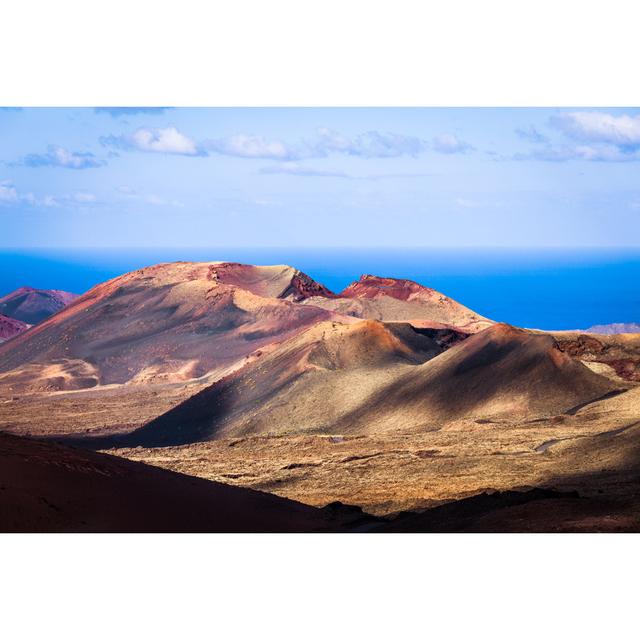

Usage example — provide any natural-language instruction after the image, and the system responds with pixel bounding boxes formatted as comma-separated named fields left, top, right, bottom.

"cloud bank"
left=432, top=133, right=473, bottom=154
left=21, top=146, right=105, bottom=169
left=518, top=111, right=640, bottom=162
left=102, top=126, right=472, bottom=162
left=551, top=111, right=640, bottom=147
left=101, top=127, right=204, bottom=156
left=0, top=179, right=65, bottom=207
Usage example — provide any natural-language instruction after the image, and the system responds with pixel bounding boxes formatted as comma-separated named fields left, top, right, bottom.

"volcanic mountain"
left=587, top=322, right=640, bottom=335
left=115, top=319, right=447, bottom=445
left=331, top=323, right=622, bottom=432
left=302, top=274, right=490, bottom=331
left=0, top=262, right=348, bottom=393
left=0, top=432, right=362, bottom=532
left=0, top=261, right=492, bottom=395
left=0, top=314, right=29, bottom=343
left=119, top=322, right=621, bottom=447
left=0, top=286, right=78, bottom=324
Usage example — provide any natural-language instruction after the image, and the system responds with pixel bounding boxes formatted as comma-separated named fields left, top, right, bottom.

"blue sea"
left=0, top=247, right=638, bottom=331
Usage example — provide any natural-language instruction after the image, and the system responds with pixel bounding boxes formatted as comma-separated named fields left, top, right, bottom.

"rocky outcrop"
left=341, top=274, right=439, bottom=301
left=556, top=333, right=640, bottom=382
left=206, top=262, right=335, bottom=301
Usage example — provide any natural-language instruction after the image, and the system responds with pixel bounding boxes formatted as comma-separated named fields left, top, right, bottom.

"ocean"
left=0, top=247, right=638, bottom=331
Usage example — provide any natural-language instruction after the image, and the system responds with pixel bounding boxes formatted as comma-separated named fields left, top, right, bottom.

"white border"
left=2, top=2, right=639, bottom=637
left=1, top=0, right=640, bottom=106
left=1, top=534, right=638, bottom=639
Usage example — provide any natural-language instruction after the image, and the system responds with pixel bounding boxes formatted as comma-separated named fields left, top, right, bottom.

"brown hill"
left=331, top=323, right=623, bottom=433
left=0, top=313, right=29, bottom=343
left=0, top=432, right=366, bottom=532
left=115, top=319, right=446, bottom=446
left=303, top=274, right=490, bottom=331
left=0, top=262, right=348, bottom=393
left=120, top=321, right=622, bottom=446
left=116, top=322, right=619, bottom=447
left=0, top=263, right=491, bottom=395
left=0, top=286, right=78, bottom=324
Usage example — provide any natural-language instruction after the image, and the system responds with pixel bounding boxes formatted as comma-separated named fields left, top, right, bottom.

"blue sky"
left=1, top=107, right=639, bottom=247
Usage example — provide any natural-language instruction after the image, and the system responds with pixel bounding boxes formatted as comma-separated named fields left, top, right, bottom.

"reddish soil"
left=0, top=432, right=370, bottom=533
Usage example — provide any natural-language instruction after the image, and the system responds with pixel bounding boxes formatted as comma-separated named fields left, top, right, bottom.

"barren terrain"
left=104, top=386, right=640, bottom=516
left=1, top=260, right=639, bottom=532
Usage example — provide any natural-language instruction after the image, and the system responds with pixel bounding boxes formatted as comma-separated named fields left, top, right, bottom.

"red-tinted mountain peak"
left=341, top=274, right=437, bottom=301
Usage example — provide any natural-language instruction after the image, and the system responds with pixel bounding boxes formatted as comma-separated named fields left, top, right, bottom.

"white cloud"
left=102, top=127, right=202, bottom=156
left=73, top=192, right=97, bottom=203
left=206, top=134, right=303, bottom=160
left=207, top=129, right=430, bottom=160
left=114, top=185, right=182, bottom=207
left=131, top=127, right=200, bottom=155
left=102, top=126, right=470, bottom=162
left=0, top=180, right=104, bottom=209
left=515, top=111, right=640, bottom=162
left=40, top=195, right=60, bottom=207
left=315, top=128, right=428, bottom=158
left=0, top=180, right=60, bottom=207
left=0, top=180, right=19, bottom=202
left=22, top=145, right=105, bottom=169
left=551, top=111, right=640, bottom=147
left=432, top=133, right=472, bottom=154
left=145, top=194, right=167, bottom=205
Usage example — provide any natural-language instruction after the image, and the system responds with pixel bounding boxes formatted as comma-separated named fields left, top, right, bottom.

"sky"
left=1, top=107, right=639, bottom=248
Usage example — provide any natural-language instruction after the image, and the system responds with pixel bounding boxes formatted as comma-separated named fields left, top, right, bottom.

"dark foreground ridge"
left=3, top=432, right=639, bottom=533
left=0, top=433, right=367, bottom=533
left=374, top=488, right=639, bottom=533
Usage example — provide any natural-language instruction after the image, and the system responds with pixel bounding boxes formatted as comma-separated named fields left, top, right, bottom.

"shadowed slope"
left=0, top=286, right=78, bottom=324
left=117, top=320, right=445, bottom=446
left=331, top=324, right=623, bottom=433
left=0, top=433, right=361, bottom=532
left=118, top=323, right=621, bottom=446
left=374, top=488, right=639, bottom=533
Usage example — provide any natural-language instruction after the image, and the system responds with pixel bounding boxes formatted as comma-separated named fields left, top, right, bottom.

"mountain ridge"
left=112, top=321, right=621, bottom=447
left=0, top=260, right=487, bottom=393
left=0, top=286, right=79, bottom=324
